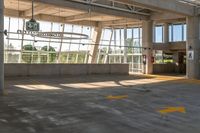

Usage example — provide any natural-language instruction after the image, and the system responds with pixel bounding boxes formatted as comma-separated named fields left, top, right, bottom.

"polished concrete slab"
left=1, top=75, right=200, bottom=133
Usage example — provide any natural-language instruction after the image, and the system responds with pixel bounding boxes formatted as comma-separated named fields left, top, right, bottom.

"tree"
left=22, top=44, right=38, bottom=63
left=23, top=44, right=37, bottom=51
left=41, top=46, right=56, bottom=63
left=125, top=38, right=133, bottom=53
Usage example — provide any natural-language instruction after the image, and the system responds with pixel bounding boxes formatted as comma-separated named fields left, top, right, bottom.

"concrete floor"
left=1, top=74, right=200, bottom=133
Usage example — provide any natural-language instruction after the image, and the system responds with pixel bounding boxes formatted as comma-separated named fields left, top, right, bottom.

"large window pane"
left=173, top=24, right=182, bottom=42
left=154, top=25, right=163, bottom=43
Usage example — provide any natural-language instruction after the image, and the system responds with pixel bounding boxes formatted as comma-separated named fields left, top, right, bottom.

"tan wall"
left=153, top=42, right=186, bottom=51
left=4, top=64, right=129, bottom=77
left=153, top=64, right=176, bottom=74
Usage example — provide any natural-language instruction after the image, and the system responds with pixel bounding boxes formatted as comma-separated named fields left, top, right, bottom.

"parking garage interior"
left=0, top=0, right=200, bottom=133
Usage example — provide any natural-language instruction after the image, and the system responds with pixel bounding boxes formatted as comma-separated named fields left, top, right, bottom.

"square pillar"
left=142, top=20, right=153, bottom=74
left=186, top=16, right=200, bottom=79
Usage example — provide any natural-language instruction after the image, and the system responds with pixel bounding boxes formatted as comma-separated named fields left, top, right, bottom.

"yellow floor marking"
left=106, top=95, right=128, bottom=100
left=158, top=107, right=186, bottom=115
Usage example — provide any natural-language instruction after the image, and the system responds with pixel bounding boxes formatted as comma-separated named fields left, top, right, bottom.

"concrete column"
left=0, top=0, right=4, bottom=95
left=186, top=16, right=200, bottom=79
left=142, top=20, right=153, bottom=74
left=88, top=23, right=102, bottom=64
left=163, top=23, right=169, bottom=44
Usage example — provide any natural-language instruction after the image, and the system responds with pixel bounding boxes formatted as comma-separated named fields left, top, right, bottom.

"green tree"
left=22, top=44, right=38, bottom=63
left=23, top=44, right=37, bottom=51
left=125, top=38, right=133, bottom=53
left=41, top=46, right=56, bottom=63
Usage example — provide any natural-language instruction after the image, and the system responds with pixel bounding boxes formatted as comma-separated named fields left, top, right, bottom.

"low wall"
left=5, top=64, right=129, bottom=77
left=153, top=64, right=176, bottom=74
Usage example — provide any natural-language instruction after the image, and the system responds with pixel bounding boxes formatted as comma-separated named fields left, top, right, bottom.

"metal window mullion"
left=67, top=25, right=73, bottom=63
left=58, top=23, right=65, bottom=63
left=20, top=19, right=25, bottom=63
left=31, top=36, right=35, bottom=64
left=47, top=22, right=53, bottom=63
left=5, top=17, right=11, bottom=63
left=104, top=28, right=113, bottom=64
left=76, top=26, right=83, bottom=63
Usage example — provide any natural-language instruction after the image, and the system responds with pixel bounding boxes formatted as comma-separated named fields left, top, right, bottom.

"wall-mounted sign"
left=188, top=50, right=194, bottom=60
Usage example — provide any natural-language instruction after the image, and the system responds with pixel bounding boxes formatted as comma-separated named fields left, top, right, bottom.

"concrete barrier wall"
left=5, top=64, right=129, bottom=77
left=153, top=64, right=176, bottom=74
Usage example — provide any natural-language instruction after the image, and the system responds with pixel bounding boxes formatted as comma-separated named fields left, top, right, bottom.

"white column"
left=186, top=16, right=200, bottom=79
left=142, top=20, right=153, bottom=74
left=0, top=0, right=4, bottom=95
left=88, top=23, right=102, bottom=64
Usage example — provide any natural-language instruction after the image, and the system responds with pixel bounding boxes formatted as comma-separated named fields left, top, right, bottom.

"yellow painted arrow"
left=158, top=107, right=186, bottom=115
left=106, top=95, right=128, bottom=100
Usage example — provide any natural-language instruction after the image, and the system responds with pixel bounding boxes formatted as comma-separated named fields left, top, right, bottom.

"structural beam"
left=0, top=0, right=4, bottom=95
left=19, top=0, right=149, bottom=20
left=113, top=0, right=195, bottom=16
left=4, top=9, right=98, bottom=27
left=23, top=4, right=50, bottom=17
left=151, top=12, right=185, bottom=21
left=4, top=8, right=20, bottom=17
left=36, top=14, right=98, bottom=27
left=65, top=12, right=100, bottom=22
left=102, top=18, right=140, bottom=27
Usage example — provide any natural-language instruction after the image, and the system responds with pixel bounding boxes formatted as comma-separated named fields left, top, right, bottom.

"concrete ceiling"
left=4, top=0, right=195, bottom=27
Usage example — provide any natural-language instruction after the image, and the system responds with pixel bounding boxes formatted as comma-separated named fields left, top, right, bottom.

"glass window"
left=154, top=25, right=163, bottom=43
left=97, top=27, right=143, bottom=73
left=4, top=17, right=94, bottom=64
left=173, top=24, right=182, bottom=42
left=169, top=23, right=186, bottom=42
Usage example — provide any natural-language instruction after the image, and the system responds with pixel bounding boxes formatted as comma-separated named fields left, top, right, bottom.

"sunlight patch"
left=15, top=85, right=62, bottom=90
left=61, top=81, right=120, bottom=89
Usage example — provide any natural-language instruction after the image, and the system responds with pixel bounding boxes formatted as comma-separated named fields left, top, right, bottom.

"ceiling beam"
left=4, top=8, right=20, bottom=17
left=4, top=8, right=98, bottom=27
left=36, top=14, right=98, bottom=26
left=102, top=18, right=140, bottom=26
left=23, top=4, right=50, bottom=17
left=18, top=0, right=149, bottom=20
left=65, top=12, right=100, bottom=22
left=151, top=12, right=185, bottom=21
left=112, top=0, right=195, bottom=16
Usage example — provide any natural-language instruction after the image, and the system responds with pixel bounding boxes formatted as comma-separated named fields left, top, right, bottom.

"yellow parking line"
left=106, top=95, right=128, bottom=100
left=157, top=107, right=186, bottom=115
